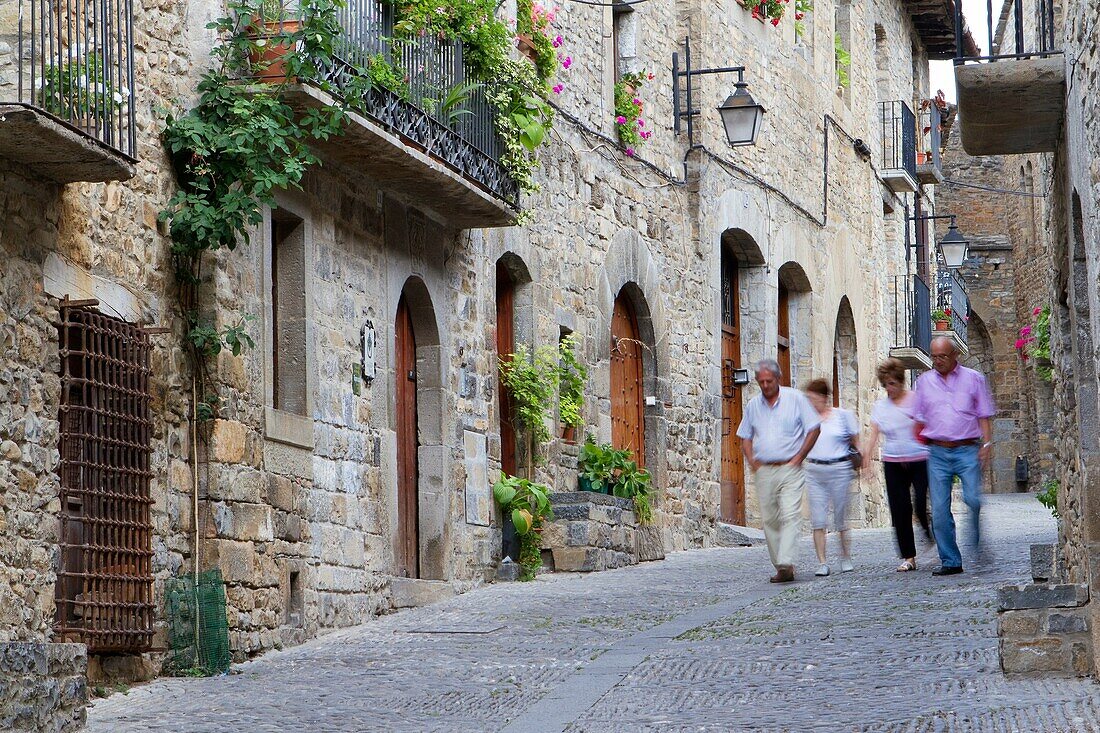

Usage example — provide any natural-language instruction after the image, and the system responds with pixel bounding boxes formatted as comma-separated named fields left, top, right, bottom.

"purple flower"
left=1020, top=326, right=1032, bottom=337
left=632, top=97, right=642, bottom=106
left=552, top=84, right=564, bottom=94
left=625, top=147, right=635, bottom=156
left=616, top=115, right=627, bottom=124
left=552, top=35, right=563, bottom=48
left=562, top=55, right=572, bottom=69
left=637, top=119, right=644, bottom=127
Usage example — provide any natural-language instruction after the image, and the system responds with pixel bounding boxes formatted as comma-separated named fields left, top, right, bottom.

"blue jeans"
left=927, top=444, right=983, bottom=568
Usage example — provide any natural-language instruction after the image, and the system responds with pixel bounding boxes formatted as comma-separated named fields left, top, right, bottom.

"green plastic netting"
left=164, top=569, right=231, bottom=675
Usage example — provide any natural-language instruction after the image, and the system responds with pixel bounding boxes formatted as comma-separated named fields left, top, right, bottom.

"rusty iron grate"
left=55, top=303, right=154, bottom=653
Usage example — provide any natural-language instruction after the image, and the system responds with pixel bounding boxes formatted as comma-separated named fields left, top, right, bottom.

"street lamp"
left=907, top=213, right=970, bottom=269
left=673, top=36, right=764, bottom=148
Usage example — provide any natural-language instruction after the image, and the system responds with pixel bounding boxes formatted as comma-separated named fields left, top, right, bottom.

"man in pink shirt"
left=912, top=337, right=996, bottom=576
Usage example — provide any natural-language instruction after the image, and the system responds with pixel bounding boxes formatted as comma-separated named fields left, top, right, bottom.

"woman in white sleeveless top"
left=864, top=358, right=931, bottom=572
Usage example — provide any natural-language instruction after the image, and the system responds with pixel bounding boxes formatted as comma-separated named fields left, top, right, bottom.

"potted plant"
left=493, top=474, right=554, bottom=580
left=576, top=439, right=653, bottom=524
left=932, top=307, right=951, bottom=331
left=247, top=0, right=302, bottom=82
left=916, top=151, right=930, bottom=165
left=38, top=51, right=125, bottom=130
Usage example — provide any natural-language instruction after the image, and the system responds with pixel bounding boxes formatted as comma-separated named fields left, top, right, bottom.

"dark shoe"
left=932, top=565, right=963, bottom=576
left=770, top=565, right=795, bottom=583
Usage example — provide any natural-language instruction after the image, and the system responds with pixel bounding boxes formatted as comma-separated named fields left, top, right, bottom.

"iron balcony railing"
left=937, top=270, right=970, bottom=344
left=954, top=0, right=1061, bottom=63
left=881, top=100, right=917, bottom=183
left=918, top=101, right=942, bottom=172
left=1, top=0, right=136, bottom=158
left=313, top=0, right=518, bottom=206
left=893, top=274, right=933, bottom=356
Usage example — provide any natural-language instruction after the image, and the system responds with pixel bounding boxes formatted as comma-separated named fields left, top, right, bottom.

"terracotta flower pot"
left=935, top=319, right=951, bottom=331
left=248, top=18, right=302, bottom=83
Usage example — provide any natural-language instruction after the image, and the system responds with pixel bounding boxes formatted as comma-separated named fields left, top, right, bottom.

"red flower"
left=771, top=16, right=780, bottom=25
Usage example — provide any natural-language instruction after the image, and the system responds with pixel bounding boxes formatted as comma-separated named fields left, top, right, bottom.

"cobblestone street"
left=86, top=494, right=1099, bottom=732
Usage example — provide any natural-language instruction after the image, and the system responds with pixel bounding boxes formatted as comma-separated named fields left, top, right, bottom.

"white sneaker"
left=840, top=558, right=854, bottom=573
left=815, top=564, right=830, bottom=576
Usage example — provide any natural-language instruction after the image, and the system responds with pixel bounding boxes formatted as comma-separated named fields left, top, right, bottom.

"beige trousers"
left=754, top=464, right=806, bottom=568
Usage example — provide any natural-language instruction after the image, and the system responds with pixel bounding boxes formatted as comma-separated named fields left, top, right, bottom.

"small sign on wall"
left=361, top=320, right=377, bottom=383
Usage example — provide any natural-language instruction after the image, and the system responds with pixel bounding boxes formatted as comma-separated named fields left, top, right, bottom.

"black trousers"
left=883, top=460, right=931, bottom=559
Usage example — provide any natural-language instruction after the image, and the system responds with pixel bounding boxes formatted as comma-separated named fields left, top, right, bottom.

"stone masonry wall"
left=0, top=642, right=87, bottom=733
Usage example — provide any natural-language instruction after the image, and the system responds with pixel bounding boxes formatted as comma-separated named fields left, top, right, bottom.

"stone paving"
left=86, top=493, right=1100, bottom=732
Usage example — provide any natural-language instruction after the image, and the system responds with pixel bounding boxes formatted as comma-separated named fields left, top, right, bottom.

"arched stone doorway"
left=719, top=228, right=766, bottom=525
left=611, top=287, right=646, bottom=467
left=777, top=262, right=813, bottom=387
left=393, top=277, right=444, bottom=580
left=832, top=297, right=858, bottom=409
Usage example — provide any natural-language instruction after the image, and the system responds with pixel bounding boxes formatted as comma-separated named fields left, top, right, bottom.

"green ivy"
left=834, top=33, right=851, bottom=90
left=1037, top=478, right=1059, bottom=517
left=499, top=344, right=559, bottom=461
left=1032, top=305, right=1053, bottom=382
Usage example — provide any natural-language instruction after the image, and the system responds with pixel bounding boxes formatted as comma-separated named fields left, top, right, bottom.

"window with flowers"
left=1015, top=305, right=1053, bottom=382
left=613, top=70, right=654, bottom=156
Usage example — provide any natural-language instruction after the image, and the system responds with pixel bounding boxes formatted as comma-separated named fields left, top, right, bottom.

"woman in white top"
left=864, top=358, right=931, bottom=572
left=802, top=378, right=860, bottom=577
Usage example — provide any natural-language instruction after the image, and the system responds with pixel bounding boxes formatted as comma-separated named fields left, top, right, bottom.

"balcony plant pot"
left=934, top=319, right=951, bottom=331
left=916, top=151, right=930, bottom=165
left=516, top=34, right=538, bottom=65
left=734, top=0, right=767, bottom=22
left=248, top=18, right=302, bottom=83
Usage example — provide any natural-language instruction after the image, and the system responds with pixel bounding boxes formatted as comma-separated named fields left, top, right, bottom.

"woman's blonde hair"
left=876, top=358, right=906, bottom=386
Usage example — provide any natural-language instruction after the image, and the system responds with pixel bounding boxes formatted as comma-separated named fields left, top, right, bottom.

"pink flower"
left=616, top=115, right=627, bottom=124
left=625, top=147, right=635, bottom=157
left=1020, top=326, right=1032, bottom=337
left=562, top=55, right=572, bottom=69
left=641, top=130, right=652, bottom=139
left=1015, top=338, right=1027, bottom=350
left=637, top=119, right=644, bottom=127
left=1033, top=306, right=1042, bottom=315
left=552, top=35, right=563, bottom=48
left=633, top=97, right=642, bottom=106
left=552, top=84, right=564, bottom=94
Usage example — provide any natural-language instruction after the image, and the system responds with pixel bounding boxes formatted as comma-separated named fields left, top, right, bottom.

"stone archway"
left=777, top=262, right=813, bottom=387
left=833, top=297, right=858, bottom=410
left=393, top=276, right=446, bottom=580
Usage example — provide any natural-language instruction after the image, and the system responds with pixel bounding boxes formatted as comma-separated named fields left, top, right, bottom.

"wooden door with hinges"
left=611, top=293, right=645, bottom=468
left=777, top=281, right=791, bottom=386
left=720, top=256, right=745, bottom=524
left=395, top=295, right=419, bottom=578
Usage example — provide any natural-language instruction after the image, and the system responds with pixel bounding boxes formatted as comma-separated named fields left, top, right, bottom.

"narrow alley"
left=85, top=494, right=1098, bottom=732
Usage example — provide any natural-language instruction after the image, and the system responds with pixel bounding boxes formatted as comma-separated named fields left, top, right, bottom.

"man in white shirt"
left=737, top=359, right=821, bottom=583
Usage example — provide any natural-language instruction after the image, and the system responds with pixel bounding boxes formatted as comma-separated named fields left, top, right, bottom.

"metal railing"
left=954, top=0, right=1061, bottom=63
left=881, top=100, right=917, bottom=183
left=315, top=0, right=517, bottom=205
left=937, top=270, right=970, bottom=344
left=918, top=101, right=942, bottom=172
left=893, top=274, right=933, bottom=355
left=1, top=0, right=136, bottom=158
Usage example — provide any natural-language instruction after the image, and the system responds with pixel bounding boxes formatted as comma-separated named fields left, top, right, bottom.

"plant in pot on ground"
left=557, top=333, right=587, bottom=442
left=576, top=440, right=653, bottom=524
left=493, top=474, right=554, bottom=580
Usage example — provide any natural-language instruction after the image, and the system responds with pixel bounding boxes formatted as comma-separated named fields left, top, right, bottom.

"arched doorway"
left=393, top=278, right=444, bottom=580
left=777, top=262, right=813, bottom=387
left=720, top=250, right=745, bottom=524
left=611, top=289, right=645, bottom=466
left=832, top=297, right=858, bottom=410
left=395, top=293, right=420, bottom=578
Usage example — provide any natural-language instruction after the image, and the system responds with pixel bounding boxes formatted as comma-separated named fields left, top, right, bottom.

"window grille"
left=54, top=303, right=154, bottom=653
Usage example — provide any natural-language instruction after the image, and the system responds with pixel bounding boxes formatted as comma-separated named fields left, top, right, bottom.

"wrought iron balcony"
left=916, top=101, right=944, bottom=186
left=890, top=274, right=933, bottom=370
left=880, top=101, right=918, bottom=194
left=289, top=0, right=518, bottom=227
left=935, top=269, right=970, bottom=354
left=0, top=0, right=137, bottom=182
left=953, top=0, right=1064, bottom=155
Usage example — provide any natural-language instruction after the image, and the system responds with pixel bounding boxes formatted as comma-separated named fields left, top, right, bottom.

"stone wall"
left=0, top=642, right=86, bottom=733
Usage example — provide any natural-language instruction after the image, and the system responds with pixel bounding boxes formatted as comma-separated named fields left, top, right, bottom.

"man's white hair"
left=755, top=358, right=783, bottom=380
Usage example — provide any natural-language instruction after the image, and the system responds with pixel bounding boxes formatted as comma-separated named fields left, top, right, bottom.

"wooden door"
left=496, top=266, right=518, bottom=478
left=611, top=294, right=645, bottom=467
left=395, top=295, right=420, bottom=578
left=777, top=282, right=791, bottom=387
left=720, top=257, right=745, bottom=524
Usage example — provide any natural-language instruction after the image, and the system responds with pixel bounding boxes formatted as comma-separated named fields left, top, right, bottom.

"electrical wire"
left=943, top=178, right=1046, bottom=197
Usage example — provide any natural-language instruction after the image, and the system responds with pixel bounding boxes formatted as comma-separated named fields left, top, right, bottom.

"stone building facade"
left=955, top=0, right=1100, bottom=676
left=0, top=0, right=965, bottom=684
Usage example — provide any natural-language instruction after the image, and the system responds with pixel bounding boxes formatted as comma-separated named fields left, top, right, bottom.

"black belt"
left=806, top=456, right=849, bottom=465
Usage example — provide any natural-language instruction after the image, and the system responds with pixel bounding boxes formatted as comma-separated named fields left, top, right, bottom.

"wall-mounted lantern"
left=908, top=213, right=971, bottom=269
left=673, top=36, right=764, bottom=149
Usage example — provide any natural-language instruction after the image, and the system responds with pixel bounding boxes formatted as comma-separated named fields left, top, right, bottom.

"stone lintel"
left=278, top=85, right=518, bottom=229
left=0, top=105, right=135, bottom=183
left=955, top=57, right=1066, bottom=156
left=998, top=582, right=1089, bottom=611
